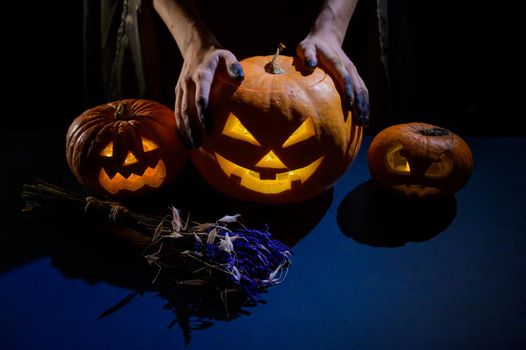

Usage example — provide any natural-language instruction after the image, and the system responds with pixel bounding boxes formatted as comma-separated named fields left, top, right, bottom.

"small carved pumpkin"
left=66, top=99, right=187, bottom=197
left=367, top=122, right=473, bottom=198
left=190, top=54, right=363, bottom=204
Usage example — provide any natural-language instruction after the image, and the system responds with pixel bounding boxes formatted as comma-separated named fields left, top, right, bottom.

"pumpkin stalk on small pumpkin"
left=113, top=102, right=134, bottom=120
left=417, top=127, right=450, bottom=137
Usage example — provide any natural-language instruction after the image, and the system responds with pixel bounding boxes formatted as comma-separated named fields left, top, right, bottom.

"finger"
left=348, top=64, right=370, bottom=126
left=174, top=84, right=194, bottom=149
left=342, top=73, right=355, bottom=111
left=180, top=79, right=202, bottom=148
left=194, top=72, right=212, bottom=132
left=335, top=63, right=355, bottom=111
left=296, top=41, right=318, bottom=68
left=317, top=53, right=355, bottom=110
left=221, top=51, right=244, bottom=80
left=354, top=89, right=370, bottom=127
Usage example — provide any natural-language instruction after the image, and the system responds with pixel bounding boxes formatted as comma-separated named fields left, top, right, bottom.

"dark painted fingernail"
left=357, top=114, right=369, bottom=127
left=196, top=98, right=212, bottom=131
left=356, top=92, right=369, bottom=117
left=352, top=90, right=369, bottom=126
left=230, top=62, right=244, bottom=80
left=305, top=59, right=317, bottom=68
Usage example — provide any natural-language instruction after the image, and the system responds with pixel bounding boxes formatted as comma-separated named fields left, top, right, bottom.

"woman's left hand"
left=297, top=32, right=369, bottom=126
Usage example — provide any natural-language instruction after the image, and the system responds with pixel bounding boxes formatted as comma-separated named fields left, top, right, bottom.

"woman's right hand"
left=175, top=46, right=244, bottom=148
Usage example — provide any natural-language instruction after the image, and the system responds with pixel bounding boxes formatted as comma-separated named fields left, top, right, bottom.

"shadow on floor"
left=337, top=179, right=457, bottom=247
left=4, top=167, right=334, bottom=345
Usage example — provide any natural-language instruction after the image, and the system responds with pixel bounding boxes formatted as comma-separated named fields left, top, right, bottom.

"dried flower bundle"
left=143, top=208, right=291, bottom=300
left=21, top=180, right=292, bottom=300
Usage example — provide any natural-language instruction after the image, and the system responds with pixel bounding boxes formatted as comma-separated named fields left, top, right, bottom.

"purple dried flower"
left=144, top=213, right=292, bottom=299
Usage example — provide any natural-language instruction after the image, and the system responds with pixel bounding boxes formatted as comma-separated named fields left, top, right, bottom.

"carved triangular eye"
left=142, top=138, right=159, bottom=152
left=386, top=146, right=411, bottom=173
left=99, top=142, right=113, bottom=157
left=222, top=114, right=261, bottom=146
left=282, top=117, right=315, bottom=148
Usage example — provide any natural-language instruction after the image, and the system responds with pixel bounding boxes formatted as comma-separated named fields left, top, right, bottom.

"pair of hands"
left=174, top=32, right=369, bottom=148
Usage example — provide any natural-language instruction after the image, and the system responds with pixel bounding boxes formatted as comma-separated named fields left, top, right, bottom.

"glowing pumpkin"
left=190, top=54, right=363, bottom=204
left=66, top=99, right=188, bottom=197
left=367, top=122, right=473, bottom=198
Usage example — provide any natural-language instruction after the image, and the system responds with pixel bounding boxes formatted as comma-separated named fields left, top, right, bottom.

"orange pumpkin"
left=66, top=99, right=188, bottom=197
left=190, top=54, right=363, bottom=204
left=367, top=122, right=473, bottom=198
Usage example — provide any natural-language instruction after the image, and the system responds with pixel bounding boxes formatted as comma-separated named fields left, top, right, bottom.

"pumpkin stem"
left=418, top=127, right=450, bottom=137
left=265, top=43, right=286, bottom=74
left=113, top=102, right=134, bottom=120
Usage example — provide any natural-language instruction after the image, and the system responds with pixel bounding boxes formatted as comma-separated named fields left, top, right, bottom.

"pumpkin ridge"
left=134, top=113, right=166, bottom=129
left=129, top=123, right=147, bottom=161
left=71, top=120, right=106, bottom=161
left=67, top=115, right=108, bottom=153
left=66, top=99, right=188, bottom=198
left=191, top=54, right=362, bottom=204
left=367, top=122, right=473, bottom=198
left=86, top=123, right=116, bottom=159
left=70, top=122, right=107, bottom=181
left=140, top=117, right=179, bottom=153
left=417, top=127, right=450, bottom=137
left=127, top=100, right=177, bottom=138
left=217, top=56, right=328, bottom=92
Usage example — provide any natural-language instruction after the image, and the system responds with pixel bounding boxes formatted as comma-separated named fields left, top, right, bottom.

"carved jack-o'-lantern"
left=190, top=54, right=363, bottom=204
left=66, top=99, right=188, bottom=197
left=367, top=122, right=473, bottom=198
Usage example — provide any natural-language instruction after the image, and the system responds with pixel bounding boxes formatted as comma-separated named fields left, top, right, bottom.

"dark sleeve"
left=82, top=0, right=175, bottom=105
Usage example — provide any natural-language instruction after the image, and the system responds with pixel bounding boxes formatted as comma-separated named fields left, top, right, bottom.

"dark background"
left=2, top=0, right=516, bottom=136
left=1, top=2, right=525, bottom=349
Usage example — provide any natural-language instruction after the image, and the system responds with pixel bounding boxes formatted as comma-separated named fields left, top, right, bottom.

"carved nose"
left=255, top=151, right=287, bottom=169
left=122, top=151, right=139, bottom=166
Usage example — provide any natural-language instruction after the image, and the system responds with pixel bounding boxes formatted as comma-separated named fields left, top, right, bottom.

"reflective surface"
left=1, top=131, right=525, bottom=349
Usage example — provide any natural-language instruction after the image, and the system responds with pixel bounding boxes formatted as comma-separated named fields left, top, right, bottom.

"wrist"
left=311, top=19, right=345, bottom=45
left=153, top=0, right=220, bottom=59
left=180, top=29, right=220, bottom=60
left=309, top=0, right=357, bottom=45
left=308, top=27, right=343, bottom=46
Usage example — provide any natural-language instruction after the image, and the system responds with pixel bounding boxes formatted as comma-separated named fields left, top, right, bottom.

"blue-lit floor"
left=1, top=131, right=525, bottom=349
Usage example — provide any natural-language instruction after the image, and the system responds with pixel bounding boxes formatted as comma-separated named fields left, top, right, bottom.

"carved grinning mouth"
left=215, top=153, right=324, bottom=194
left=98, top=159, right=166, bottom=194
